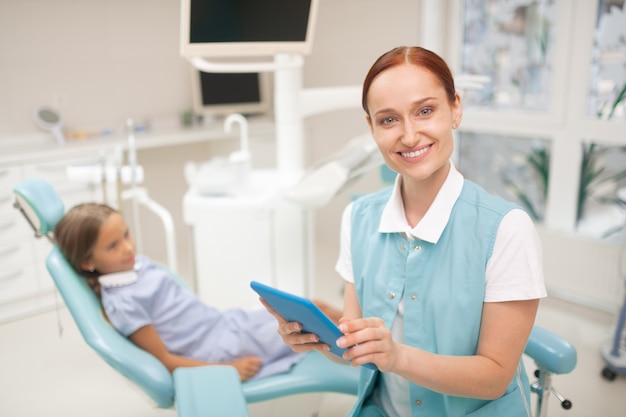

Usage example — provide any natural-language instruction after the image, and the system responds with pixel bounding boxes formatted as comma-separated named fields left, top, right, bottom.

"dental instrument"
left=33, top=106, right=65, bottom=145
left=125, top=118, right=143, bottom=254
left=114, top=144, right=124, bottom=213
left=99, top=151, right=108, bottom=205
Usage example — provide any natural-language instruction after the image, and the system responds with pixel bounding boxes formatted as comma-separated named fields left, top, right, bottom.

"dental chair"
left=14, top=176, right=577, bottom=417
left=13, top=176, right=359, bottom=417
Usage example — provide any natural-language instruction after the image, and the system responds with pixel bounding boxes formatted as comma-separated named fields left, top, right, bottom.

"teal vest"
left=348, top=180, right=532, bottom=417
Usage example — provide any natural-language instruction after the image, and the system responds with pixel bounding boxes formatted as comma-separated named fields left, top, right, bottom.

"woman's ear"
left=366, top=114, right=374, bottom=135
left=452, top=92, right=463, bottom=128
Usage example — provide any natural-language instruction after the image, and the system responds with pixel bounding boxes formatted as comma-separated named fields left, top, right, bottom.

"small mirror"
left=33, top=107, right=64, bottom=144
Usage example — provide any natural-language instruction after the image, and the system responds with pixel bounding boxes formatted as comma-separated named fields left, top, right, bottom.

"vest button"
left=415, top=399, right=422, bottom=406
left=388, top=291, right=395, bottom=299
left=410, top=294, right=416, bottom=300
left=414, top=245, right=421, bottom=251
left=401, top=244, right=406, bottom=250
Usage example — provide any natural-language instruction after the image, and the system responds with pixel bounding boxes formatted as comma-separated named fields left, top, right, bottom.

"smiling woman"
left=364, top=67, right=460, bottom=216
left=362, top=48, right=462, bottom=227
left=262, top=46, right=547, bottom=417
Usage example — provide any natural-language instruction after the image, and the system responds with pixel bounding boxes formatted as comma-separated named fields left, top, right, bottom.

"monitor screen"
left=190, top=69, right=272, bottom=117
left=180, top=0, right=318, bottom=58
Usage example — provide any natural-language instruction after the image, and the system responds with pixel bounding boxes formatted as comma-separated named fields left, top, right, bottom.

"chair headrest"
left=13, top=177, right=65, bottom=235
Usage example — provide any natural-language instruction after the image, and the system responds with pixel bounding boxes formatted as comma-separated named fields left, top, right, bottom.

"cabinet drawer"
left=0, top=165, right=25, bottom=214
left=0, top=242, right=39, bottom=302
left=24, top=157, right=99, bottom=178
left=0, top=192, right=15, bottom=208
left=0, top=166, right=23, bottom=189
left=0, top=205, right=33, bottom=244
left=0, top=240, right=31, bottom=263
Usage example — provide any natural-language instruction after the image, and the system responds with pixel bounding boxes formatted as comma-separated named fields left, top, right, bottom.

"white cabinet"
left=0, top=155, right=102, bottom=323
left=0, top=165, right=38, bottom=304
left=183, top=170, right=311, bottom=310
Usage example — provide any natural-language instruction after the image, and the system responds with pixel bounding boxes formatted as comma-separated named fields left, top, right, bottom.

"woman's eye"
left=379, top=116, right=395, bottom=125
left=419, top=107, right=433, bottom=116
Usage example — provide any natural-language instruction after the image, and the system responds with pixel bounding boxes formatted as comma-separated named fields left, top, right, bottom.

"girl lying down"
left=53, top=202, right=342, bottom=381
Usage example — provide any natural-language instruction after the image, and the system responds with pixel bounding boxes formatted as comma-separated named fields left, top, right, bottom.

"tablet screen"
left=250, top=280, right=345, bottom=357
left=250, top=280, right=377, bottom=370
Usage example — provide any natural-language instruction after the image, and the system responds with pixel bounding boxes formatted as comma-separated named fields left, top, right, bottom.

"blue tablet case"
left=250, top=280, right=376, bottom=370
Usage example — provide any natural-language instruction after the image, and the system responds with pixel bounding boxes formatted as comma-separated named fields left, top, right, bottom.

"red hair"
left=362, top=46, right=456, bottom=115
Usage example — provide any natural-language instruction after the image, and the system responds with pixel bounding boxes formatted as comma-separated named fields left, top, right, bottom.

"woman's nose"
left=401, top=120, right=419, bottom=147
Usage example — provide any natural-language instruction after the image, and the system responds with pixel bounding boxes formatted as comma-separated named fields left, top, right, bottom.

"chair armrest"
left=524, top=325, right=577, bottom=375
left=241, top=351, right=359, bottom=403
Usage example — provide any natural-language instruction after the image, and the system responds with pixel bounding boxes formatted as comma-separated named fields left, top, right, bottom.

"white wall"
left=0, top=0, right=188, bottom=137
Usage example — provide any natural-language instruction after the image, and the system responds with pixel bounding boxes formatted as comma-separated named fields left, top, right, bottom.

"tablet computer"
left=250, top=280, right=376, bottom=370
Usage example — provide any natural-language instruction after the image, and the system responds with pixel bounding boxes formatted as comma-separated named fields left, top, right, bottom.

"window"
left=449, top=0, right=626, bottom=242
left=460, top=0, right=555, bottom=111
left=457, top=132, right=550, bottom=221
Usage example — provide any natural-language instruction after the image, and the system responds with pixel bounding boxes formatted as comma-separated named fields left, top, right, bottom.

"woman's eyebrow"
left=373, top=97, right=437, bottom=117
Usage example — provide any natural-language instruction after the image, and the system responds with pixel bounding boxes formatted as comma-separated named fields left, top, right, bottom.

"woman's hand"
left=259, top=298, right=331, bottom=353
left=337, top=317, right=399, bottom=371
left=228, top=356, right=263, bottom=381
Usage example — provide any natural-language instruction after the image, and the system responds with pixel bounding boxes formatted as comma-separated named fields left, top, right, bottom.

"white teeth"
left=401, top=145, right=431, bottom=158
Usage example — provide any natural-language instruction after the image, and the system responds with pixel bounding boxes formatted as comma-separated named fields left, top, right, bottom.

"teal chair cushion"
left=174, top=366, right=250, bottom=417
left=525, top=325, right=577, bottom=375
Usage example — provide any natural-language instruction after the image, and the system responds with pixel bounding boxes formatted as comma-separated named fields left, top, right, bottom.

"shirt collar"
left=98, top=261, right=142, bottom=288
left=378, top=161, right=464, bottom=243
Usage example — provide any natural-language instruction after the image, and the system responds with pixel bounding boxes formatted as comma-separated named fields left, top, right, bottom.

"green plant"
left=576, top=83, right=626, bottom=235
left=502, top=144, right=550, bottom=220
left=577, top=143, right=626, bottom=223
left=602, top=83, right=626, bottom=120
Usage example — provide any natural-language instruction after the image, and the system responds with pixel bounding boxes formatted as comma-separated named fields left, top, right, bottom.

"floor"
left=1, top=276, right=625, bottom=416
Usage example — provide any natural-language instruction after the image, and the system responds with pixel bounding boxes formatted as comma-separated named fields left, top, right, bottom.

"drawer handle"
left=0, top=246, right=19, bottom=258
left=0, top=268, right=22, bottom=282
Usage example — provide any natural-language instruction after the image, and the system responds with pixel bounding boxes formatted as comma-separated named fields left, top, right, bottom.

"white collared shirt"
left=336, top=162, right=547, bottom=302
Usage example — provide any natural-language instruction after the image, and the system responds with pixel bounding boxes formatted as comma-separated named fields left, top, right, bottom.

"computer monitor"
left=180, top=0, right=319, bottom=58
left=190, top=69, right=272, bottom=117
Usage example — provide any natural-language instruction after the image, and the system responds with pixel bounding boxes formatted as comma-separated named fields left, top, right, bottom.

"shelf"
left=0, top=115, right=275, bottom=167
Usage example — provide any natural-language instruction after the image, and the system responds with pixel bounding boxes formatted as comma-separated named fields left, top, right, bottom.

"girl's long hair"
left=53, top=203, right=117, bottom=298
